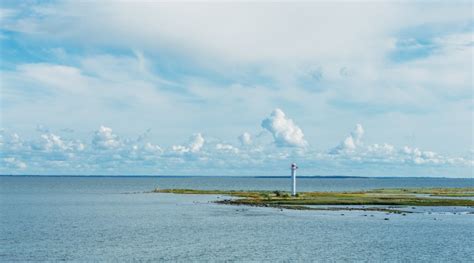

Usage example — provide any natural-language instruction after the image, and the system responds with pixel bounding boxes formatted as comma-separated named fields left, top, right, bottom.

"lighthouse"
left=291, top=163, right=298, bottom=196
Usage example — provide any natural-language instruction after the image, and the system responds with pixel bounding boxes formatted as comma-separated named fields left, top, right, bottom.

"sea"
left=1, top=176, right=473, bottom=262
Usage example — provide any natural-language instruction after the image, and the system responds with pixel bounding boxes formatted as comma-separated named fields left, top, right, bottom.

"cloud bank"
left=0, top=117, right=471, bottom=177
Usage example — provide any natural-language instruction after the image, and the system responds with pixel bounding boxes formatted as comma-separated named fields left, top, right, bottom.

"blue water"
left=1, top=176, right=473, bottom=261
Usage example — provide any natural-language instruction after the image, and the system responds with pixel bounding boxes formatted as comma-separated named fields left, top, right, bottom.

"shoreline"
left=152, top=188, right=474, bottom=214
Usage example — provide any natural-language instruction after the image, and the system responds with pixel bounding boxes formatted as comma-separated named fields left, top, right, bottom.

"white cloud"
left=238, top=132, right=252, bottom=146
left=261, top=108, right=307, bottom=148
left=92, top=126, right=121, bottom=149
left=39, top=133, right=68, bottom=151
left=0, top=2, right=472, bottom=176
left=16, top=63, right=90, bottom=94
left=351, top=124, right=364, bottom=145
left=0, top=132, right=25, bottom=151
left=1, top=3, right=472, bottom=157
left=326, top=125, right=471, bottom=167
left=6, top=2, right=471, bottom=65
left=189, top=133, right=204, bottom=152
left=401, top=146, right=445, bottom=165
left=330, top=124, right=364, bottom=154
left=0, top=125, right=471, bottom=177
left=367, top=143, right=395, bottom=155
left=3, top=157, right=27, bottom=169
left=172, top=133, right=205, bottom=154
left=342, top=137, right=356, bottom=151
left=0, top=8, right=17, bottom=24
left=216, top=143, right=239, bottom=154
left=144, top=142, right=162, bottom=153
left=171, top=145, right=189, bottom=154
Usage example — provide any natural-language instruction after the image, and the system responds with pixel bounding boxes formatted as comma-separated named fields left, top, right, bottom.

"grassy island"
left=153, top=188, right=474, bottom=214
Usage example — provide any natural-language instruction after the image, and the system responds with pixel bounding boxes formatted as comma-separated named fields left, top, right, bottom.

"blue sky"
left=0, top=1, right=472, bottom=177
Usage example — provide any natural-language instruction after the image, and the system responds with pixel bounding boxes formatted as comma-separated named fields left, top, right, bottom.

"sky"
left=0, top=1, right=473, bottom=177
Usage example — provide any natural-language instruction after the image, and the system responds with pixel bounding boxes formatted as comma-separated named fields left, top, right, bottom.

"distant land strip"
left=152, top=188, right=474, bottom=214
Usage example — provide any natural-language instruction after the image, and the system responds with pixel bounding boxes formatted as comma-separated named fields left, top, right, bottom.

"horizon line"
left=0, top=174, right=472, bottom=179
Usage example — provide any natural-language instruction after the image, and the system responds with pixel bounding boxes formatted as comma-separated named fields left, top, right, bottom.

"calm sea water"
left=1, top=176, right=473, bottom=262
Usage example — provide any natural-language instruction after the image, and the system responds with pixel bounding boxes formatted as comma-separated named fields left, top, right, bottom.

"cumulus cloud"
left=171, top=145, right=189, bottom=154
left=143, top=142, right=162, bottom=153
left=189, top=133, right=204, bottom=152
left=367, top=143, right=395, bottom=155
left=261, top=109, right=307, bottom=147
left=401, top=146, right=442, bottom=165
left=322, top=124, right=473, bottom=169
left=326, top=124, right=470, bottom=167
left=216, top=143, right=239, bottom=154
left=92, top=126, right=121, bottom=149
left=3, top=157, right=27, bottom=169
left=0, top=132, right=24, bottom=151
left=39, top=133, right=68, bottom=151
left=351, top=124, right=364, bottom=145
left=238, top=132, right=252, bottom=146
left=1, top=3, right=471, bottom=168
left=0, top=125, right=472, bottom=177
left=172, top=133, right=205, bottom=154
left=28, top=132, right=83, bottom=153
left=330, top=124, right=364, bottom=154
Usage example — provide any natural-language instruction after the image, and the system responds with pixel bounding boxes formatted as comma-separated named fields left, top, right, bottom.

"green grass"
left=367, top=187, right=474, bottom=197
left=152, top=187, right=474, bottom=212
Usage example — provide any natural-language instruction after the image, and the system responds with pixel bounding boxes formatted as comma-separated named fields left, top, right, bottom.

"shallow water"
left=1, top=176, right=473, bottom=262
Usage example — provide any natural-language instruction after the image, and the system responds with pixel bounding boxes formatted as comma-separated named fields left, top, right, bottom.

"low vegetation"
left=152, top=187, right=474, bottom=213
left=367, top=188, right=474, bottom=197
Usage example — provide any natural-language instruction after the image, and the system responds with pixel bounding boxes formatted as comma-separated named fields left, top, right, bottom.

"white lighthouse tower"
left=291, top=163, right=298, bottom=196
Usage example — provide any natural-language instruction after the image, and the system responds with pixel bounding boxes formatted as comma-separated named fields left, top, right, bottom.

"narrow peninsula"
left=153, top=188, right=474, bottom=214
